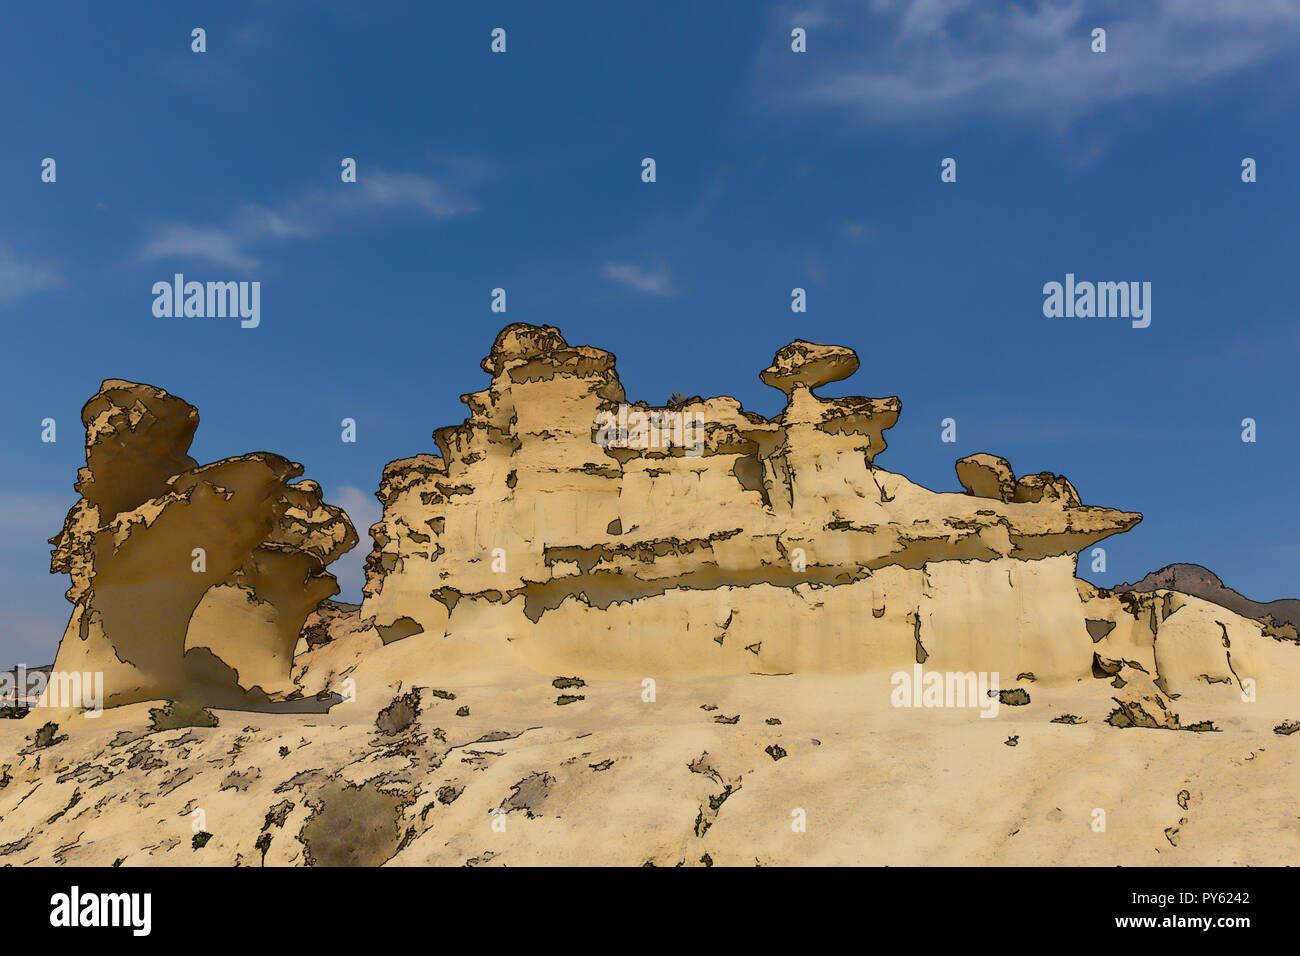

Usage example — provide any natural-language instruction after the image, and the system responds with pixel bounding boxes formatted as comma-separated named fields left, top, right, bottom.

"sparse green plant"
left=150, top=699, right=219, bottom=731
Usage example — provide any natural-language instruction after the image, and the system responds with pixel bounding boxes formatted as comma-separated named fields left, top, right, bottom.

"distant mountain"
left=1116, top=563, right=1300, bottom=631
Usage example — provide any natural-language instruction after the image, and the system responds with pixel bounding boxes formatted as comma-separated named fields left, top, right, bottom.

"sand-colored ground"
left=3, top=660, right=1295, bottom=866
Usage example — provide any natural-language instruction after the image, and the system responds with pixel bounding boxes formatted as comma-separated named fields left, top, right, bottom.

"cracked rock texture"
left=349, top=323, right=1143, bottom=686
left=44, top=380, right=356, bottom=709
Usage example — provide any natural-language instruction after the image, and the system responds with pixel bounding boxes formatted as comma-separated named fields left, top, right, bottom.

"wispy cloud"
left=0, top=246, right=64, bottom=305
left=764, top=0, right=1300, bottom=123
left=602, top=261, right=676, bottom=297
left=137, top=168, right=479, bottom=270
left=138, top=225, right=260, bottom=271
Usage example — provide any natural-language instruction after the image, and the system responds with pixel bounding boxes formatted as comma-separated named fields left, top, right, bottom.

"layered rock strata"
left=355, top=325, right=1141, bottom=682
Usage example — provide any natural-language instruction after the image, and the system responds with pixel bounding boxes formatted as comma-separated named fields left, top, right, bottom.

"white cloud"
left=136, top=168, right=479, bottom=270
left=328, top=485, right=381, bottom=604
left=335, top=485, right=380, bottom=530
left=349, top=171, right=476, bottom=219
left=137, top=224, right=260, bottom=271
left=602, top=261, right=676, bottom=297
left=765, top=0, right=1300, bottom=122
left=0, top=247, right=64, bottom=305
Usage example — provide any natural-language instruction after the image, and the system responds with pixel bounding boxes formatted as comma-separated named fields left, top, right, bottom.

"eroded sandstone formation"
left=43, top=328, right=1294, bottom=725
left=9, top=328, right=1298, bottom=869
left=955, top=453, right=1081, bottom=508
left=350, top=324, right=1143, bottom=684
left=45, top=380, right=356, bottom=708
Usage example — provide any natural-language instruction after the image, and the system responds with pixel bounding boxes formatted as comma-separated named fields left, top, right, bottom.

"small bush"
left=299, top=780, right=404, bottom=867
left=149, top=699, right=219, bottom=732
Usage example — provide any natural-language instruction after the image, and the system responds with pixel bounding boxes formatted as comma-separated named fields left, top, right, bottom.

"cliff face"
left=42, top=330, right=1295, bottom=718
left=351, top=324, right=1140, bottom=684
left=45, top=381, right=356, bottom=708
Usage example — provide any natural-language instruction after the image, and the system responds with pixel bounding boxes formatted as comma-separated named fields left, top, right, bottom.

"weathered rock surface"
left=1077, top=581, right=1299, bottom=703
left=44, top=380, right=356, bottom=709
left=955, top=453, right=1016, bottom=502
left=300, top=599, right=360, bottom=650
left=1014, top=472, right=1081, bottom=507
left=11, top=324, right=1296, bottom=868
left=345, top=324, right=1141, bottom=690
left=759, top=340, right=859, bottom=394
left=1118, top=563, right=1300, bottom=636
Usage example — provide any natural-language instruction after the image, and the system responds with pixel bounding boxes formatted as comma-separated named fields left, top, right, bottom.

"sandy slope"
left=3, top=662, right=1294, bottom=867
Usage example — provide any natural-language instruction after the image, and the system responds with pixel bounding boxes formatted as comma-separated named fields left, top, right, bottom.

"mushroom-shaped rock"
left=760, top=341, right=860, bottom=395
left=1013, top=472, right=1081, bottom=507
left=45, top=380, right=357, bottom=710
left=48, top=451, right=305, bottom=708
left=955, top=453, right=1016, bottom=502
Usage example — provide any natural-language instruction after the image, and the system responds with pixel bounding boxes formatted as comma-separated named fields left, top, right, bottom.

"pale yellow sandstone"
left=12, top=326, right=1296, bottom=868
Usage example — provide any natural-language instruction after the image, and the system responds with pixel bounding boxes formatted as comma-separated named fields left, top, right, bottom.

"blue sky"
left=2, top=0, right=1297, bottom=665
